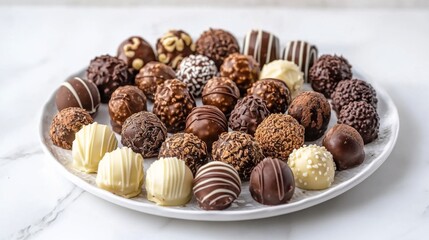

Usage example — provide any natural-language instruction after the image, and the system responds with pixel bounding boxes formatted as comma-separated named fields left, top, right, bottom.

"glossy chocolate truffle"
left=309, top=54, right=352, bottom=98
left=331, top=79, right=378, bottom=112
left=195, top=28, right=240, bottom=68
left=255, top=114, right=305, bottom=161
left=193, top=161, right=241, bottom=210
left=220, top=53, right=260, bottom=94
left=185, top=105, right=228, bottom=152
left=338, top=101, right=379, bottom=144
left=323, top=124, right=365, bottom=170
left=117, top=36, right=156, bottom=72
left=176, top=54, right=218, bottom=97
left=283, top=40, right=318, bottom=83
left=49, top=107, right=93, bottom=150
left=242, top=29, right=280, bottom=67
left=260, top=60, right=304, bottom=96
left=288, top=91, right=331, bottom=141
left=108, top=85, right=147, bottom=133
left=156, top=30, right=196, bottom=69
left=153, top=79, right=196, bottom=133
left=212, top=131, right=264, bottom=181
left=135, top=61, right=176, bottom=101
left=229, top=95, right=270, bottom=136
left=249, top=157, right=295, bottom=205
left=121, top=111, right=167, bottom=158
left=202, top=77, right=240, bottom=117
left=159, top=133, right=209, bottom=175
left=247, top=78, right=291, bottom=113
left=86, top=55, right=133, bottom=103
left=55, top=77, right=100, bottom=116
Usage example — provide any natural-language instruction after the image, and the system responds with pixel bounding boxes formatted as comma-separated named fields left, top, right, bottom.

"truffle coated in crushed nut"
left=135, top=61, right=176, bottom=101
left=220, top=53, right=260, bottom=94
left=331, top=79, right=377, bottom=113
left=247, top=78, right=291, bottom=113
left=229, top=95, right=270, bottom=136
left=202, top=77, right=240, bottom=117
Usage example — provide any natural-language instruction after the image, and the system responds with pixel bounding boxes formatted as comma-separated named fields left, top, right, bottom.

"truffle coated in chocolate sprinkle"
left=229, top=95, right=270, bottom=136
left=202, top=77, right=240, bottom=117
left=331, top=79, right=378, bottom=113
left=220, top=53, right=260, bottom=94
left=247, top=78, right=291, bottom=113
left=156, top=30, right=196, bottom=69
left=135, top=61, right=176, bottom=101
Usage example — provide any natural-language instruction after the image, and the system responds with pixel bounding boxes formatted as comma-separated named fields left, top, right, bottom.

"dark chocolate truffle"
left=202, top=77, right=240, bottom=117
left=193, top=161, right=241, bottom=210
left=121, top=111, right=167, bottom=158
left=229, top=95, right=270, bottom=136
left=195, top=28, right=240, bottom=68
left=338, top=101, right=379, bottom=144
left=135, top=61, right=176, bottom=101
left=249, top=157, right=295, bottom=205
left=117, top=36, right=156, bottom=72
left=247, top=78, right=291, bottom=114
left=288, top=91, right=331, bottom=141
left=323, top=124, right=365, bottom=170
left=212, top=131, right=264, bottom=181
left=242, top=29, right=280, bottom=67
left=55, top=77, right=101, bottom=116
left=153, top=79, right=196, bottom=133
left=159, top=133, right=209, bottom=175
left=86, top=55, right=133, bottom=103
left=108, top=85, right=147, bottom=133
left=331, top=79, right=378, bottom=113
left=156, top=30, right=196, bottom=69
left=49, top=107, right=94, bottom=150
left=220, top=53, right=260, bottom=94
left=309, top=54, right=352, bottom=98
left=185, top=105, right=228, bottom=152
left=255, top=114, right=305, bottom=161
left=283, top=40, right=318, bottom=83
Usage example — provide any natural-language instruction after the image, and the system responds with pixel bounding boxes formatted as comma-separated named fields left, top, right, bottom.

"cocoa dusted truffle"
left=242, top=29, right=280, bottom=67
left=309, top=54, right=352, bottom=98
left=135, top=61, right=176, bottom=101
left=220, top=53, right=260, bottom=94
left=283, top=40, right=318, bottom=82
left=202, top=77, right=240, bottom=117
left=331, top=79, right=378, bottom=112
left=117, top=36, right=156, bottom=72
left=247, top=78, right=291, bottom=113
left=108, top=85, right=147, bottom=133
left=156, top=30, right=196, bottom=69
left=338, top=101, right=379, bottom=144
left=159, top=133, right=209, bottom=175
left=229, top=95, right=270, bottom=136
left=86, top=55, right=133, bottom=103
left=49, top=107, right=93, bottom=150
left=153, top=79, right=196, bottom=133
left=288, top=91, right=331, bottom=141
left=255, top=114, right=305, bottom=161
left=121, top=111, right=167, bottom=158
left=212, top=131, right=264, bottom=181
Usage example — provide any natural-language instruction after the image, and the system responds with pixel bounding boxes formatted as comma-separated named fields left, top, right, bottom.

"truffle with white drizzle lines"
left=283, top=40, right=318, bottom=83
left=242, top=29, right=280, bottom=67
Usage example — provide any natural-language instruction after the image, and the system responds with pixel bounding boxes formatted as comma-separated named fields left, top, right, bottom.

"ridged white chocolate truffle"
left=145, top=157, right=193, bottom=206
left=260, top=60, right=304, bottom=96
left=96, top=147, right=144, bottom=198
left=288, top=145, right=336, bottom=190
left=72, top=122, right=118, bottom=173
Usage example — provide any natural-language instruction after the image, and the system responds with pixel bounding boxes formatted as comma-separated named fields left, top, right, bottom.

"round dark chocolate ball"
left=135, top=61, right=176, bottom=101
left=331, top=79, right=378, bottom=113
left=202, top=77, right=240, bottom=117
left=229, top=95, right=270, bottom=136
left=242, top=29, right=280, bottom=67
left=220, top=53, right=260, bottom=94
left=117, top=36, right=156, bottom=72
left=283, top=40, right=318, bottom=83
left=247, top=78, right=291, bottom=114
left=156, top=30, right=196, bottom=69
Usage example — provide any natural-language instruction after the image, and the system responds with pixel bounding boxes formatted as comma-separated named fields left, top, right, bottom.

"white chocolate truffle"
left=260, top=60, right=304, bottom=96
left=288, top=145, right=336, bottom=190
left=96, top=147, right=144, bottom=198
left=146, top=157, right=193, bottom=206
left=72, top=122, right=118, bottom=173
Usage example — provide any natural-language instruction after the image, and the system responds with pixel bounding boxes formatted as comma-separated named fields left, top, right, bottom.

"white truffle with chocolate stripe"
left=283, top=40, right=318, bottom=83
left=242, top=29, right=280, bottom=67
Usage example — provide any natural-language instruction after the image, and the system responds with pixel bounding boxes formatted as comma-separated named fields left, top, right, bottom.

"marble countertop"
left=1, top=6, right=428, bottom=240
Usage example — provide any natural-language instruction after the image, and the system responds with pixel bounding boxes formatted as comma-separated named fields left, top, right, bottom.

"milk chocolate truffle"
left=247, top=78, right=291, bottom=113
left=108, top=85, right=147, bottom=133
left=323, top=124, right=365, bottom=170
left=249, top=157, right=295, bottom=205
left=242, top=29, right=280, bottom=67
left=159, top=133, right=209, bottom=175
left=260, top=60, right=304, bottom=96
left=309, top=54, right=352, bottom=98
left=288, top=91, right=331, bottom=141
left=86, top=55, right=133, bottom=103
left=202, top=77, right=240, bottom=117
left=255, top=114, right=305, bottom=161
left=212, top=131, right=264, bottom=181
left=176, top=54, right=218, bottom=97
left=49, top=107, right=94, bottom=150
left=229, top=95, right=270, bottom=136
left=156, top=30, right=196, bottom=69
left=331, top=79, right=378, bottom=112
left=117, top=36, right=156, bottom=72
left=220, top=53, right=260, bottom=94
left=338, top=101, right=379, bottom=144
left=193, top=161, right=241, bottom=210
left=55, top=77, right=101, bottom=116
left=121, top=111, right=167, bottom=158
left=195, top=28, right=240, bottom=68
left=153, top=79, right=196, bottom=133
left=185, top=105, right=228, bottom=152
left=283, top=40, right=318, bottom=83
left=135, top=61, right=176, bottom=101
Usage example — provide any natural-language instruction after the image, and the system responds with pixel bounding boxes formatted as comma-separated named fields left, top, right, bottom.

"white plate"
left=39, top=71, right=399, bottom=221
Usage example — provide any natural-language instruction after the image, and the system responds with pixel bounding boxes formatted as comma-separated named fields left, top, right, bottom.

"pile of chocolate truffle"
left=49, top=28, right=380, bottom=210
